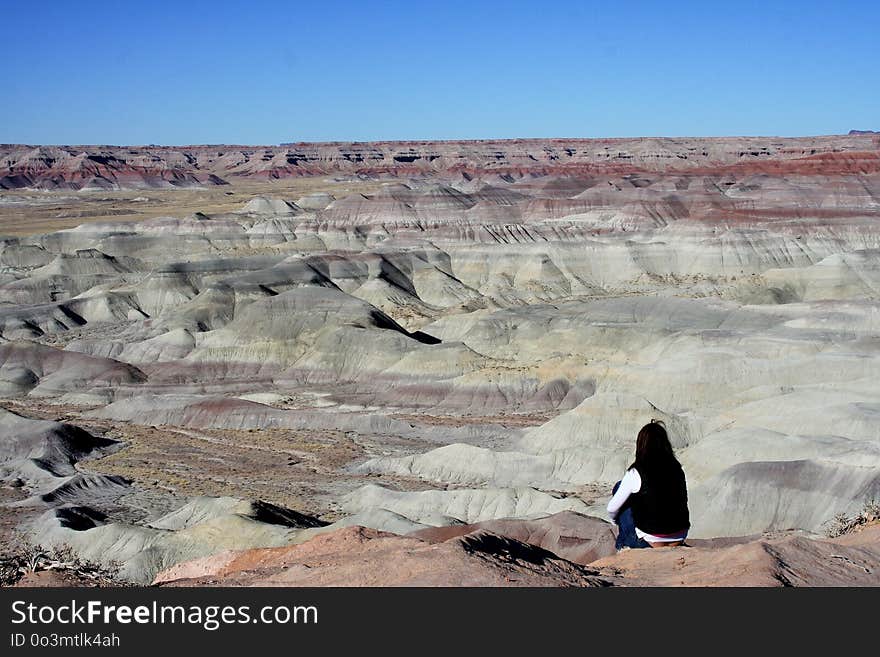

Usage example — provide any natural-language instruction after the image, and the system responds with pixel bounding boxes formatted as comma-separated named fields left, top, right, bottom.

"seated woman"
left=607, top=420, right=690, bottom=549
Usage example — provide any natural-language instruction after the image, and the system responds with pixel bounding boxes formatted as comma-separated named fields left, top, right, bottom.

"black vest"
left=630, top=463, right=690, bottom=535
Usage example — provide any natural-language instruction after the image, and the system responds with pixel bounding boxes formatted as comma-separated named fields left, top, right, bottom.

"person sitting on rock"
left=607, top=419, right=690, bottom=549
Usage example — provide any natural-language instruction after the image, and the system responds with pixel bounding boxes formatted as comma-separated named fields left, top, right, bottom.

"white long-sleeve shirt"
left=607, top=468, right=688, bottom=543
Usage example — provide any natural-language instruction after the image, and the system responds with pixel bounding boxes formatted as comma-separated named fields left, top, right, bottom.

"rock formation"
left=3, top=135, right=879, bottom=190
left=153, top=517, right=880, bottom=587
left=1, top=134, right=878, bottom=586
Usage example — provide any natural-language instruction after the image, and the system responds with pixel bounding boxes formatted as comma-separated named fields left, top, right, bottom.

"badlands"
left=1, top=135, right=879, bottom=586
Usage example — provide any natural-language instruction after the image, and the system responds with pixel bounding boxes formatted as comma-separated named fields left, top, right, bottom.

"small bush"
left=825, top=499, right=880, bottom=538
left=0, top=536, right=122, bottom=587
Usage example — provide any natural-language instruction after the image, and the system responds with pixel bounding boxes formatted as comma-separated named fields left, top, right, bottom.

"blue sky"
left=2, top=1, right=877, bottom=144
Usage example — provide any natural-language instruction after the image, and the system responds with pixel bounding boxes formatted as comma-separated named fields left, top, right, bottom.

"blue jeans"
left=612, top=480, right=651, bottom=550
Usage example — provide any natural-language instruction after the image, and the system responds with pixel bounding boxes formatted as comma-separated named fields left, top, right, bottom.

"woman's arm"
left=606, top=469, right=641, bottom=521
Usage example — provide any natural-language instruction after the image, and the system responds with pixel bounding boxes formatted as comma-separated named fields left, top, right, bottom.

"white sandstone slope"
left=339, top=484, right=590, bottom=526
left=2, top=140, right=880, bottom=579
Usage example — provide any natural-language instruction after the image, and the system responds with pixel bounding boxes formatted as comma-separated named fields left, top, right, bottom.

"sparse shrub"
left=824, top=499, right=880, bottom=538
left=0, top=534, right=123, bottom=586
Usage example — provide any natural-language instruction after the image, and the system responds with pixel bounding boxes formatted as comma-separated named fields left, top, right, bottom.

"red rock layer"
left=153, top=518, right=880, bottom=587
left=2, top=135, right=878, bottom=189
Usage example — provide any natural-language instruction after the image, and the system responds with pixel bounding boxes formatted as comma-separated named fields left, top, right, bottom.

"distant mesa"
left=2, top=133, right=880, bottom=190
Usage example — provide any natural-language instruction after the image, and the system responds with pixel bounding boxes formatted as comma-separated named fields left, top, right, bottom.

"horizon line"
left=1, top=131, right=876, bottom=149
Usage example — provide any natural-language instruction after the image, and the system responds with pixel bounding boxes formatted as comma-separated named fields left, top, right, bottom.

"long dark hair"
left=629, top=420, right=681, bottom=473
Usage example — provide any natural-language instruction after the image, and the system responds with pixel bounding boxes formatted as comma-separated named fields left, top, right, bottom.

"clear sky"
left=3, top=0, right=877, bottom=144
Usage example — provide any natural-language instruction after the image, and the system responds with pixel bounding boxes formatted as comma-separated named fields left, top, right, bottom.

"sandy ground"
left=0, top=178, right=382, bottom=237
left=0, top=399, right=474, bottom=523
